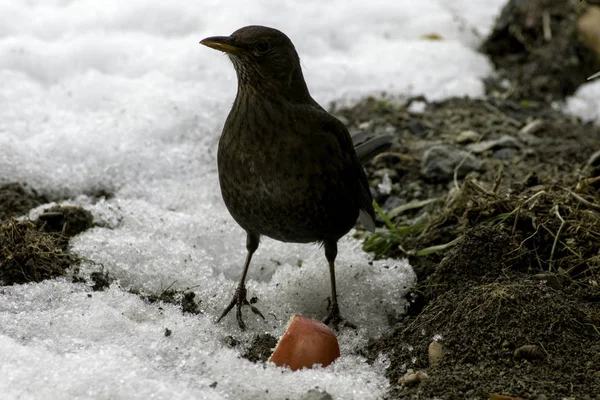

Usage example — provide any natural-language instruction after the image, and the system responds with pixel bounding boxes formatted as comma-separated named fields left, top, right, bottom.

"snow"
left=0, top=1, right=513, bottom=399
left=566, top=78, right=600, bottom=123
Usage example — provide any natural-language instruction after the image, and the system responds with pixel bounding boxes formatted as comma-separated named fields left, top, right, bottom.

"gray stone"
left=420, top=145, right=484, bottom=181
left=455, top=130, right=480, bottom=144
left=466, top=135, right=522, bottom=153
left=383, top=196, right=405, bottom=211
left=493, top=147, right=518, bottom=160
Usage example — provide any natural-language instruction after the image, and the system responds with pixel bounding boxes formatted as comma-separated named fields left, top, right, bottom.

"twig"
left=453, top=153, right=470, bottom=191
left=519, top=119, right=543, bottom=136
left=549, top=206, right=565, bottom=270
left=523, top=190, right=547, bottom=207
left=542, top=11, right=552, bottom=41
left=492, top=166, right=504, bottom=193
left=512, top=202, right=522, bottom=235
left=482, top=102, right=522, bottom=127
left=565, top=188, right=600, bottom=210
left=540, top=224, right=582, bottom=259
left=584, top=176, right=600, bottom=186
left=467, top=180, right=494, bottom=196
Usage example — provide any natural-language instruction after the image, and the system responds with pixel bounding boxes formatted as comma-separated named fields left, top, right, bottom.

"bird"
left=200, top=25, right=391, bottom=329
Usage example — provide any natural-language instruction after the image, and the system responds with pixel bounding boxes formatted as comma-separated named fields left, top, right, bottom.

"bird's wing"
left=322, top=114, right=377, bottom=232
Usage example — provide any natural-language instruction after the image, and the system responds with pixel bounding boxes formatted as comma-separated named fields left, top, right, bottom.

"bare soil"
left=329, top=1, right=600, bottom=397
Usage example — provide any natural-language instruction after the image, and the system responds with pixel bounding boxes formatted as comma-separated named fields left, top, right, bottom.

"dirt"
left=133, top=287, right=203, bottom=315
left=36, top=205, right=94, bottom=238
left=0, top=184, right=96, bottom=286
left=481, top=0, right=600, bottom=103
left=335, top=92, right=600, bottom=397
left=0, top=218, right=80, bottom=285
left=331, top=1, right=600, bottom=397
left=0, top=182, right=49, bottom=223
left=0, top=183, right=103, bottom=288
left=2, top=1, right=600, bottom=398
left=242, top=333, right=279, bottom=363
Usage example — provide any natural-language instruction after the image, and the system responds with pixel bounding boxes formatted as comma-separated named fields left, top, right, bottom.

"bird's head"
left=200, top=25, right=311, bottom=102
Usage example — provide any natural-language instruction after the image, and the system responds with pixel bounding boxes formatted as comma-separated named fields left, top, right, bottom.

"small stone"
left=493, top=148, right=518, bottom=160
left=428, top=341, right=446, bottom=366
left=466, top=135, right=522, bottom=154
left=358, top=121, right=372, bottom=130
left=421, top=145, right=484, bottom=181
left=406, top=120, right=428, bottom=138
left=514, top=344, right=546, bottom=361
left=455, top=130, right=480, bottom=144
left=383, top=196, right=405, bottom=212
left=399, top=369, right=429, bottom=386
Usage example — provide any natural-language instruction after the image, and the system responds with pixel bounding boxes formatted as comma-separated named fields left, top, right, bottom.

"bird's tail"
left=351, top=131, right=393, bottom=164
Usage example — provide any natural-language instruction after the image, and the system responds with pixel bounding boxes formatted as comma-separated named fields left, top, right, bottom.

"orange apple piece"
left=268, top=314, right=340, bottom=371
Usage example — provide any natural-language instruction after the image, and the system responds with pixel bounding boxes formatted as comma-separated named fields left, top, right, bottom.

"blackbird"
left=200, top=25, right=391, bottom=329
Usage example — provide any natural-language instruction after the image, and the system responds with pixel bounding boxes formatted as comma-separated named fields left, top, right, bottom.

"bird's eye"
left=255, top=41, right=269, bottom=54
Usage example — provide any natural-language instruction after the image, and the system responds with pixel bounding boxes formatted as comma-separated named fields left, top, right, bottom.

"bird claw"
left=217, top=285, right=265, bottom=330
left=323, top=302, right=356, bottom=330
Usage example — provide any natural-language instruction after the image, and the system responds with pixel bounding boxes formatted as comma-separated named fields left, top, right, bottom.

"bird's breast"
left=216, top=103, right=357, bottom=242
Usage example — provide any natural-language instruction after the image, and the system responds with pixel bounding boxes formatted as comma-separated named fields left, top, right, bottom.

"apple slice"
left=268, top=314, right=340, bottom=371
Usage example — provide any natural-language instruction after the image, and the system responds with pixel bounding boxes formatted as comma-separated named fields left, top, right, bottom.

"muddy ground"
left=341, top=1, right=600, bottom=398
left=2, top=0, right=600, bottom=399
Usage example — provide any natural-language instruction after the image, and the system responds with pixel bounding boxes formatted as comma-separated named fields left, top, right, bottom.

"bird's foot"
left=323, top=301, right=356, bottom=330
left=217, top=284, right=265, bottom=330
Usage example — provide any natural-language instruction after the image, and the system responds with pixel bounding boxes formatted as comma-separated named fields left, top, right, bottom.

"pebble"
left=467, top=135, right=522, bottom=154
left=455, top=130, right=481, bottom=144
left=399, top=369, right=429, bottom=386
left=383, top=196, right=405, bottom=211
left=493, top=147, right=519, bottom=160
left=421, top=145, right=484, bottom=181
left=428, top=341, right=446, bottom=365
left=514, top=344, right=545, bottom=360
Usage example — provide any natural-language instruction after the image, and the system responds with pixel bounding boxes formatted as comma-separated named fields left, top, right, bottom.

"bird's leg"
left=217, top=232, right=265, bottom=330
left=322, top=240, right=356, bottom=330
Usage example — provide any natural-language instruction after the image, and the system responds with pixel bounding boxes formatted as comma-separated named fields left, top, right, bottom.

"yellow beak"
left=200, top=36, right=241, bottom=54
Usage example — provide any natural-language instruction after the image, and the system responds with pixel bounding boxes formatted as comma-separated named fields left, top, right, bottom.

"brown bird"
left=200, top=25, right=390, bottom=329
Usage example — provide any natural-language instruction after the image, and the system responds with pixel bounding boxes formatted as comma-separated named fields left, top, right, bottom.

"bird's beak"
left=200, top=36, right=241, bottom=54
